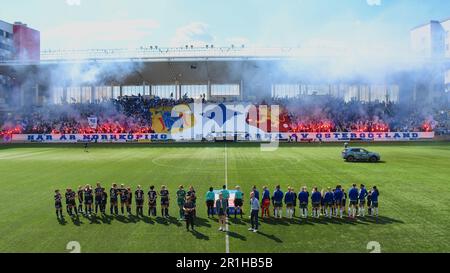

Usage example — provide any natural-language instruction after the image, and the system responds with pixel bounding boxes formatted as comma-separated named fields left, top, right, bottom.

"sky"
left=1, top=0, right=450, bottom=56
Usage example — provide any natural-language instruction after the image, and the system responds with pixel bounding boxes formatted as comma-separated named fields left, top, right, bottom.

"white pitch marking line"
left=225, top=142, right=230, bottom=254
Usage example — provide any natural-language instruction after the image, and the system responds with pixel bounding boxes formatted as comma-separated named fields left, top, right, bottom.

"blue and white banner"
left=7, top=131, right=435, bottom=143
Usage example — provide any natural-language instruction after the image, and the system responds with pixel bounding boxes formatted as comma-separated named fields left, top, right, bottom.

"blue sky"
left=1, top=0, right=449, bottom=53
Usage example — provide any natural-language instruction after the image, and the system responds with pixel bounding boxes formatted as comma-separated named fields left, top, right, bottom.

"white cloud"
left=66, top=0, right=81, bottom=6
left=170, top=22, right=215, bottom=47
left=43, top=19, right=160, bottom=49
left=366, top=0, right=381, bottom=6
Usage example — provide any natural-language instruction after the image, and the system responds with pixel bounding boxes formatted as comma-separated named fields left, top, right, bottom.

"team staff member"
left=160, top=185, right=170, bottom=218
left=248, top=191, right=259, bottom=232
left=177, top=185, right=187, bottom=221
left=205, top=187, right=215, bottom=218
left=216, top=193, right=227, bottom=232
left=135, top=185, right=144, bottom=217
left=261, top=186, right=270, bottom=218
left=110, top=183, right=119, bottom=215
left=183, top=196, right=196, bottom=231
left=148, top=186, right=157, bottom=217
left=234, top=186, right=244, bottom=219
left=187, top=186, right=197, bottom=218
left=55, top=190, right=63, bottom=219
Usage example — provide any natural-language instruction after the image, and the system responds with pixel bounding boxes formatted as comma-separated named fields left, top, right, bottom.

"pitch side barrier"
left=3, top=132, right=435, bottom=143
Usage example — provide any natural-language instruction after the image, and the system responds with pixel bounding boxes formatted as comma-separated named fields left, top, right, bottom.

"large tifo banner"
left=7, top=131, right=435, bottom=143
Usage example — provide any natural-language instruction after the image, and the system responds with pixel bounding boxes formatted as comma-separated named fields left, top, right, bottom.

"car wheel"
left=346, top=156, right=355, bottom=162
left=369, top=156, right=378, bottom=162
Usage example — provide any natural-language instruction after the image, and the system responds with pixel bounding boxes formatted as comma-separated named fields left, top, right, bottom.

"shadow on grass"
left=256, top=231, right=283, bottom=243
left=358, top=215, right=404, bottom=225
left=71, top=215, right=82, bottom=226
left=57, top=217, right=67, bottom=225
left=194, top=217, right=212, bottom=228
left=190, top=229, right=210, bottom=240
left=227, top=231, right=247, bottom=241
left=141, top=216, right=155, bottom=225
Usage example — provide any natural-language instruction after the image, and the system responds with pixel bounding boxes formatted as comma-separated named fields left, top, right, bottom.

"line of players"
left=53, top=182, right=380, bottom=220
left=260, top=184, right=380, bottom=219
left=53, top=183, right=196, bottom=220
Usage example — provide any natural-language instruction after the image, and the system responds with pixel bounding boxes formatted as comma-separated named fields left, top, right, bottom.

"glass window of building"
left=152, top=85, right=177, bottom=99
left=180, top=85, right=207, bottom=99
left=211, top=84, right=240, bottom=96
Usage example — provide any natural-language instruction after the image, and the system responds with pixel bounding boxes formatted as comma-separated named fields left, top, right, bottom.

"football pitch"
left=0, top=141, right=449, bottom=253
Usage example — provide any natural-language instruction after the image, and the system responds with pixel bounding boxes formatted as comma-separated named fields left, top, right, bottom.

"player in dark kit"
left=77, top=186, right=84, bottom=214
left=54, top=190, right=63, bottom=219
left=65, top=188, right=78, bottom=217
left=110, top=183, right=119, bottom=215
left=148, top=185, right=157, bottom=216
left=119, top=184, right=127, bottom=215
left=135, top=185, right=144, bottom=217
left=160, top=185, right=170, bottom=218
left=94, top=182, right=103, bottom=214
left=126, top=187, right=132, bottom=216
left=84, top=185, right=93, bottom=216
left=100, top=188, right=107, bottom=214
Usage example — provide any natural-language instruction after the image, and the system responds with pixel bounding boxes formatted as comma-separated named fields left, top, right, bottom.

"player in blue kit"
left=348, top=184, right=359, bottom=218
left=371, top=186, right=380, bottom=217
left=358, top=184, right=368, bottom=217
left=311, top=187, right=322, bottom=218
left=323, top=187, right=334, bottom=218
left=284, top=187, right=295, bottom=219
left=272, top=185, right=284, bottom=219
left=334, top=185, right=344, bottom=218
left=298, top=186, right=309, bottom=219
left=261, top=186, right=270, bottom=218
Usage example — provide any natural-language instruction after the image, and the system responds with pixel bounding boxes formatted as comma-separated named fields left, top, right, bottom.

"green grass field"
left=0, top=142, right=450, bottom=253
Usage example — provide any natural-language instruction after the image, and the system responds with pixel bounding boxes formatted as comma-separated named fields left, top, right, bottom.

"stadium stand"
left=1, top=94, right=447, bottom=136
